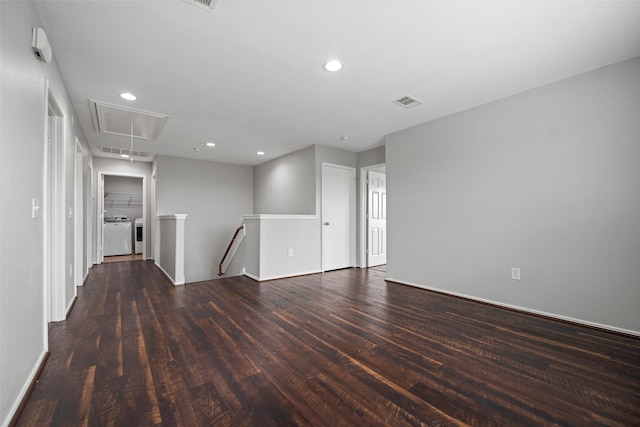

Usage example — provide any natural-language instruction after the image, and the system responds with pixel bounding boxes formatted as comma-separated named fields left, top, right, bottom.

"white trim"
left=157, top=214, right=188, bottom=220
left=245, top=270, right=323, bottom=282
left=74, top=138, right=84, bottom=287
left=321, top=163, right=356, bottom=272
left=46, top=89, right=66, bottom=322
left=358, top=162, right=386, bottom=268
left=386, top=277, right=640, bottom=338
left=1, top=350, right=48, bottom=427
left=244, top=272, right=260, bottom=282
left=65, top=295, right=77, bottom=317
left=97, top=171, right=147, bottom=263
left=154, top=261, right=185, bottom=286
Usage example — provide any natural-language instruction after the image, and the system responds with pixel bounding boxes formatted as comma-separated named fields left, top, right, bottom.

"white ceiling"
left=35, top=0, right=640, bottom=166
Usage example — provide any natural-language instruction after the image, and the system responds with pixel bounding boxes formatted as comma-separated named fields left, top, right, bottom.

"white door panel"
left=367, top=170, right=387, bottom=267
left=322, top=164, right=355, bottom=271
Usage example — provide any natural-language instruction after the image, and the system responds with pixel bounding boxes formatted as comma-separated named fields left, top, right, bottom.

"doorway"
left=44, top=90, right=66, bottom=322
left=97, top=173, right=146, bottom=263
left=359, top=163, right=387, bottom=268
left=322, top=163, right=356, bottom=271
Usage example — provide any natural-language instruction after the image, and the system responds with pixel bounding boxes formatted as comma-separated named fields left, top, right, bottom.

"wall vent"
left=99, top=146, right=150, bottom=158
left=182, top=0, right=217, bottom=12
left=393, top=95, right=423, bottom=109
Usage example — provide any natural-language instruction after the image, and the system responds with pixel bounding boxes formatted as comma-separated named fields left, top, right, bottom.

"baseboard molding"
left=245, top=270, right=323, bottom=282
left=154, top=262, right=184, bottom=286
left=386, top=277, right=640, bottom=338
left=5, top=350, right=50, bottom=427
left=65, top=295, right=77, bottom=318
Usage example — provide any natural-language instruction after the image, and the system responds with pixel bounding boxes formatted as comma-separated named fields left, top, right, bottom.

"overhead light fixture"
left=120, top=153, right=130, bottom=158
left=193, top=147, right=201, bottom=152
left=323, top=60, right=343, bottom=72
left=120, top=92, right=137, bottom=101
left=205, top=142, right=216, bottom=147
left=257, top=151, right=265, bottom=156
left=340, top=135, right=350, bottom=141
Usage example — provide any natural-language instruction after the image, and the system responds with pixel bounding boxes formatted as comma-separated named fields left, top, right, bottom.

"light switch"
left=32, top=198, right=40, bottom=219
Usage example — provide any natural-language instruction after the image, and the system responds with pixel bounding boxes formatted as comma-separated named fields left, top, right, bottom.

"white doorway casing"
left=44, top=87, right=67, bottom=322
left=322, top=163, right=356, bottom=271
left=74, top=139, right=84, bottom=286
left=367, top=170, right=387, bottom=267
left=358, top=163, right=386, bottom=268
left=97, top=171, right=146, bottom=263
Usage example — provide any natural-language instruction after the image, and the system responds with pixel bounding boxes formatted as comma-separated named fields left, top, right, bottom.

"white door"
left=367, top=170, right=387, bottom=267
left=322, top=164, right=356, bottom=271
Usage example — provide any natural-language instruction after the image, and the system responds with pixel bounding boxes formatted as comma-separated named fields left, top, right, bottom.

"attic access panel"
left=89, top=100, right=168, bottom=140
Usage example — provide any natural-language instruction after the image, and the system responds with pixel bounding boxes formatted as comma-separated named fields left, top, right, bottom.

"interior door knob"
left=324, top=222, right=330, bottom=226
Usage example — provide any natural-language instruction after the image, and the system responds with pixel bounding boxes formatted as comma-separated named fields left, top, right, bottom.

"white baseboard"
left=242, top=270, right=323, bottom=282
left=2, top=350, right=48, bottom=427
left=154, top=262, right=184, bottom=286
left=386, top=277, right=640, bottom=338
left=65, top=295, right=77, bottom=318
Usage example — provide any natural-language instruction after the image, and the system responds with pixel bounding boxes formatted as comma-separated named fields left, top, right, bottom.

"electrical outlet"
left=287, top=248, right=294, bottom=257
left=511, top=267, right=521, bottom=281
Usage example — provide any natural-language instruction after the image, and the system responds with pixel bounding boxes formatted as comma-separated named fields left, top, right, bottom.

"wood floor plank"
left=16, top=260, right=640, bottom=426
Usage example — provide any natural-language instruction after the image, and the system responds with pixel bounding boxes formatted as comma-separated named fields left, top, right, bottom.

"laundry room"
left=103, top=175, right=143, bottom=258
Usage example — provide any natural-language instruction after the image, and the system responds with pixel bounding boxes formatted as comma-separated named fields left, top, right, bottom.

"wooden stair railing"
left=218, top=225, right=245, bottom=276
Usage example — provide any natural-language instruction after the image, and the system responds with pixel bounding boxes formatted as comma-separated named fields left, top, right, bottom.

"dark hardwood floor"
left=17, top=261, right=640, bottom=426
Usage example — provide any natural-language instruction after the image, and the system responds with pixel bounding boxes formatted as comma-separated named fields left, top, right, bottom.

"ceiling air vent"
left=100, top=146, right=150, bottom=158
left=393, top=95, right=423, bottom=109
left=182, top=0, right=217, bottom=12
left=89, top=100, right=168, bottom=140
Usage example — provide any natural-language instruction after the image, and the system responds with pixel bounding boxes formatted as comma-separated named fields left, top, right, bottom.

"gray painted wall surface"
left=155, top=156, right=253, bottom=283
left=0, top=1, right=91, bottom=422
left=356, top=145, right=385, bottom=169
left=386, top=58, right=640, bottom=333
left=253, top=145, right=315, bottom=214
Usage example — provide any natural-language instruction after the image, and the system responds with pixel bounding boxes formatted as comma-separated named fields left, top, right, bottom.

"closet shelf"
left=104, top=192, right=143, bottom=208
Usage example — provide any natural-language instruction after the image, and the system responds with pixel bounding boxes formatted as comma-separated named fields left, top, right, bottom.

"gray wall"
left=156, top=155, right=253, bottom=282
left=386, top=57, right=640, bottom=334
left=0, top=1, right=91, bottom=422
left=254, top=145, right=315, bottom=214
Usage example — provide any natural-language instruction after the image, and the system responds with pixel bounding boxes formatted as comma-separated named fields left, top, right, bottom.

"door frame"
left=96, top=171, right=146, bottom=263
left=358, top=163, right=386, bottom=268
left=44, top=83, right=67, bottom=322
left=321, top=162, right=356, bottom=272
left=74, top=138, right=84, bottom=285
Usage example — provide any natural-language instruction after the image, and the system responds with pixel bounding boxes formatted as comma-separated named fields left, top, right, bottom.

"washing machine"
left=103, top=218, right=132, bottom=256
left=134, top=218, right=143, bottom=254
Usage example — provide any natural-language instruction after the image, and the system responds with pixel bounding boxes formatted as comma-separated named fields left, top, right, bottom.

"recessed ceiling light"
left=120, top=92, right=137, bottom=101
left=340, top=135, right=350, bottom=141
left=205, top=142, right=216, bottom=147
left=257, top=151, right=265, bottom=156
left=193, top=147, right=201, bottom=152
left=323, top=59, right=343, bottom=72
left=120, top=153, right=130, bottom=158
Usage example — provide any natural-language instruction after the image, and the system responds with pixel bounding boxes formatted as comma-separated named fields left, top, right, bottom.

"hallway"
left=16, top=262, right=640, bottom=426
